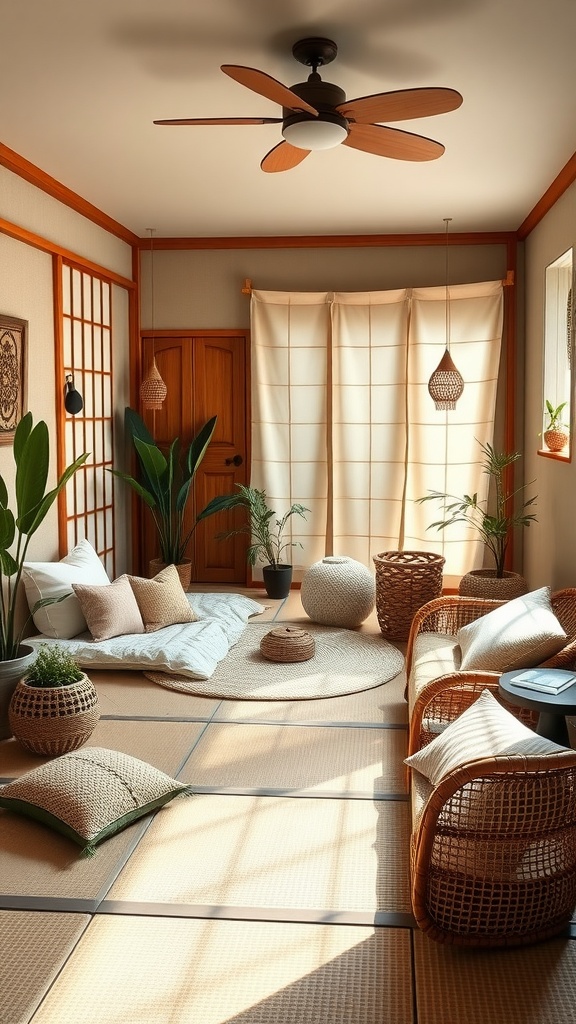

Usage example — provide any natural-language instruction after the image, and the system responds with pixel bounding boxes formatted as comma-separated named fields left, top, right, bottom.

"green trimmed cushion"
left=0, top=747, right=192, bottom=855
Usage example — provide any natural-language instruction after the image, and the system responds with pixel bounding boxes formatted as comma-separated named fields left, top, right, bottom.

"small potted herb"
left=543, top=400, right=569, bottom=453
left=9, top=645, right=100, bottom=756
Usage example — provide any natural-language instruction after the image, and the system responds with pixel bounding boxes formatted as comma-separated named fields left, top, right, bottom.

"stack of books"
left=510, top=669, right=576, bottom=695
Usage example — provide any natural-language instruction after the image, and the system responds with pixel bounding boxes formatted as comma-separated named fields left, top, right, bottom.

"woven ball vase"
left=260, top=626, right=316, bottom=663
left=301, top=556, right=376, bottom=628
left=9, top=673, right=100, bottom=756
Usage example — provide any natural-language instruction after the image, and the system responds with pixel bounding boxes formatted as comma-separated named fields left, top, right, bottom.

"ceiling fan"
left=154, top=37, right=462, bottom=173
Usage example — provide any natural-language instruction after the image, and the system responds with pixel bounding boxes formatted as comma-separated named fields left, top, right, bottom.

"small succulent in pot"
left=25, top=644, right=84, bottom=688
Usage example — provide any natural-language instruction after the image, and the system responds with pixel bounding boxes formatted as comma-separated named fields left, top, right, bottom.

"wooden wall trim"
left=0, top=142, right=139, bottom=246
left=517, top=151, right=576, bottom=240
left=136, top=231, right=516, bottom=250
left=0, top=216, right=136, bottom=289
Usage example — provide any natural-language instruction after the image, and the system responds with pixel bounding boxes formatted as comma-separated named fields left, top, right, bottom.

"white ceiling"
left=2, top=0, right=575, bottom=239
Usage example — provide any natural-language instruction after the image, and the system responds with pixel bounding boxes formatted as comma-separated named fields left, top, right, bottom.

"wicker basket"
left=373, top=550, right=445, bottom=641
left=458, top=569, right=528, bottom=600
left=260, top=626, right=315, bottom=663
left=8, top=673, right=100, bottom=756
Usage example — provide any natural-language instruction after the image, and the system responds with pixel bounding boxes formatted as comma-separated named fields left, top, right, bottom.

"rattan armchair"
left=411, top=749, right=576, bottom=946
left=407, top=588, right=576, bottom=756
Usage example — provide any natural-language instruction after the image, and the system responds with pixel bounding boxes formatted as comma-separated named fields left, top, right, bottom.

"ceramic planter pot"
left=0, top=644, right=37, bottom=741
left=544, top=429, right=569, bottom=453
left=262, top=564, right=293, bottom=600
left=9, top=672, right=100, bottom=756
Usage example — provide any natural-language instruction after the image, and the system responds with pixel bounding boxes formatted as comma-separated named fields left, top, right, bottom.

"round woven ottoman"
left=301, top=556, right=376, bottom=628
left=260, top=626, right=315, bottom=663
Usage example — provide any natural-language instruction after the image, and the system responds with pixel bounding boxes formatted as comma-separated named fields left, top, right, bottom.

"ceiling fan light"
left=282, top=113, right=348, bottom=151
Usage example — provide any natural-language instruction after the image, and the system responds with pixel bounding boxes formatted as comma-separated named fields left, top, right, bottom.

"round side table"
left=498, top=670, right=576, bottom=746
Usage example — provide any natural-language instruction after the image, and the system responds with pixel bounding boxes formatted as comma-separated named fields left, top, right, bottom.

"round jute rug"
left=144, top=620, right=404, bottom=700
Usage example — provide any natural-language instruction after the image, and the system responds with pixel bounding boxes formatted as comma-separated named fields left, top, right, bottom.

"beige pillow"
left=0, top=747, right=192, bottom=855
left=72, top=575, right=145, bottom=642
left=128, top=564, right=197, bottom=632
left=405, top=688, right=566, bottom=786
left=457, top=587, right=567, bottom=673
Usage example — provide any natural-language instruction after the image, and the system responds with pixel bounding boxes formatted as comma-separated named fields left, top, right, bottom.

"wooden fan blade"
left=154, top=117, right=282, bottom=126
left=221, top=65, right=318, bottom=116
left=344, top=123, right=444, bottom=161
left=261, top=141, right=311, bottom=173
left=337, top=88, right=463, bottom=125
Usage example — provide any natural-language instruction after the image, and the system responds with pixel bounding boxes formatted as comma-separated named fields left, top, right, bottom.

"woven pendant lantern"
left=428, top=218, right=464, bottom=411
left=140, top=358, right=167, bottom=410
left=140, top=228, right=167, bottom=411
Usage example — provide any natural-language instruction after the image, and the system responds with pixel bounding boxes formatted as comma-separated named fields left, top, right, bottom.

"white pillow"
left=457, top=587, right=567, bottom=673
left=22, top=539, right=110, bottom=639
left=405, top=688, right=566, bottom=786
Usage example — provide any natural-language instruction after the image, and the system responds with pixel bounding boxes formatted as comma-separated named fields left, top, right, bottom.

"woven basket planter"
left=260, top=626, right=315, bottom=663
left=149, top=558, right=192, bottom=590
left=543, top=429, right=569, bottom=453
left=9, top=673, right=100, bottom=756
left=373, top=550, right=445, bottom=641
left=458, top=569, right=528, bottom=600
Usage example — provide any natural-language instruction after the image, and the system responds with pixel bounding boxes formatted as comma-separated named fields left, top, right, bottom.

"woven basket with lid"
left=260, top=626, right=315, bottom=663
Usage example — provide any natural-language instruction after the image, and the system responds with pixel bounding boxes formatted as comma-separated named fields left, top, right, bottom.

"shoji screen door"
left=61, top=263, right=116, bottom=578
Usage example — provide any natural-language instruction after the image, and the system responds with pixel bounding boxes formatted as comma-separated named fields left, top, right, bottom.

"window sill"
left=537, top=447, right=571, bottom=463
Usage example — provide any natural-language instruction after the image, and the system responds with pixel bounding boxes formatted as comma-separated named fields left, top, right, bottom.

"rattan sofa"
left=405, top=589, right=576, bottom=947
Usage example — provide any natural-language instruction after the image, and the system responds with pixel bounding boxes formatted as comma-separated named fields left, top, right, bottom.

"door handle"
left=225, top=454, right=243, bottom=466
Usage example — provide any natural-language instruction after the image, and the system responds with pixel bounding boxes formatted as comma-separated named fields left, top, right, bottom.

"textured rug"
left=144, top=621, right=404, bottom=700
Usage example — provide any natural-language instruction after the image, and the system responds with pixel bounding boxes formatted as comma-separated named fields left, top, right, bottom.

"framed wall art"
left=0, top=315, right=27, bottom=445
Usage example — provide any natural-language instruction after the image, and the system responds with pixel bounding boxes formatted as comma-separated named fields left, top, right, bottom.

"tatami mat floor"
left=1, top=588, right=575, bottom=1023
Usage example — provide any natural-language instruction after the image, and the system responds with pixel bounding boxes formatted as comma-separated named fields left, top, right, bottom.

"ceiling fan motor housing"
left=282, top=77, right=349, bottom=150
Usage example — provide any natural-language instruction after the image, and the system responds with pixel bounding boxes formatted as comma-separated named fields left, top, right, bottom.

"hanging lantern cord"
left=427, top=216, right=464, bottom=411
left=140, top=227, right=167, bottom=411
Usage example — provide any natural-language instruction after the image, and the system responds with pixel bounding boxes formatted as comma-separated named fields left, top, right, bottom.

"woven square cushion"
left=72, top=575, right=145, bottom=642
left=457, top=586, right=567, bottom=672
left=0, top=747, right=192, bottom=855
left=22, top=539, right=111, bottom=639
left=127, top=564, right=197, bottom=632
left=404, top=688, right=566, bottom=786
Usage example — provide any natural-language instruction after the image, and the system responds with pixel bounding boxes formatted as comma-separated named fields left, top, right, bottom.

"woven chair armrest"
left=541, top=636, right=576, bottom=670
left=411, top=751, right=576, bottom=946
left=408, top=671, right=501, bottom=756
left=405, top=596, right=504, bottom=679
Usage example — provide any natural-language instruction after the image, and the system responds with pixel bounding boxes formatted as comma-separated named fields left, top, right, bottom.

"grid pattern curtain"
left=250, top=283, right=503, bottom=578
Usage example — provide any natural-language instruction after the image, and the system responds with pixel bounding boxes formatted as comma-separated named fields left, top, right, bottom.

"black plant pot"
left=262, top=564, right=293, bottom=600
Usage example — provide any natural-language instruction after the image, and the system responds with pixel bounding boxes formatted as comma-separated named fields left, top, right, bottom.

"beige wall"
left=523, top=183, right=576, bottom=589
left=141, top=243, right=509, bottom=329
left=0, top=167, right=133, bottom=570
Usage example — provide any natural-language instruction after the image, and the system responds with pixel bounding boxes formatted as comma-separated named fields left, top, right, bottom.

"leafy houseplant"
left=110, top=408, right=217, bottom=579
left=9, top=644, right=100, bottom=756
left=0, top=413, right=88, bottom=662
left=417, top=440, right=537, bottom=584
left=24, top=644, right=84, bottom=687
left=198, top=484, right=309, bottom=598
left=543, top=399, right=569, bottom=452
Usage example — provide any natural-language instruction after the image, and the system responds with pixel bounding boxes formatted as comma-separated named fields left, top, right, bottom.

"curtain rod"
left=241, top=271, right=515, bottom=296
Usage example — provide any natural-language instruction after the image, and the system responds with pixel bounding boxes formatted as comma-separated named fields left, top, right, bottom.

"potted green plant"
left=110, top=408, right=217, bottom=587
left=0, top=413, right=88, bottom=739
left=9, top=644, right=99, bottom=756
left=543, top=399, right=569, bottom=452
left=198, top=484, right=309, bottom=598
left=417, top=439, right=537, bottom=599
